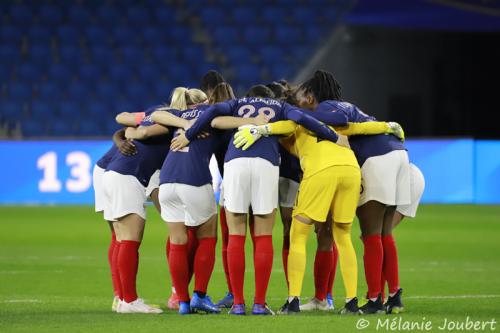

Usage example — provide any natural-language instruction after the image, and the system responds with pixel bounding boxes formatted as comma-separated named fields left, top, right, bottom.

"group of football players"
left=93, top=69, right=424, bottom=316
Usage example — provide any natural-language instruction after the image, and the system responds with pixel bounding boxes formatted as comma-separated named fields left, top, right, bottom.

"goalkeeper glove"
left=233, top=125, right=271, bottom=150
left=387, top=122, right=405, bottom=142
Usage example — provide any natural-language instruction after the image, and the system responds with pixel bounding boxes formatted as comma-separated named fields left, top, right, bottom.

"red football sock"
left=111, top=240, right=123, bottom=299
left=380, top=271, right=386, bottom=300
left=194, top=237, right=217, bottom=294
left=168, top=243, right=190, bottom=302
left=382, top=235, right=400, bottom=294
left=253, top=235, right=273, bottom=305
left=282, top=234, right=290, bottom=287
left=327, top=244, right=338, bottom=296
left=118, top=240, right=140, bottom=303
left=219, top=207, right=232, bottom=293
left=187, top=228, right=198, bottom=284
left=314, top=250, right=333, bottom=301
left=227, top=235, right=246, bottom=304
left=363, top=235, right=383, bottom=299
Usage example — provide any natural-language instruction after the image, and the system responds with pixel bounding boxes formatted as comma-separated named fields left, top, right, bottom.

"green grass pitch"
left=1, top=205, right=499, bottom=333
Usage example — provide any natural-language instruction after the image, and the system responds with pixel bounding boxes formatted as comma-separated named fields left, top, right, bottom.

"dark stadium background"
left=1, top=0, right=499, bottom=139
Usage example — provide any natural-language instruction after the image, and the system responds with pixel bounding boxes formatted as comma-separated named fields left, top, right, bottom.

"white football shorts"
left=396, top=163, right=425, bottom=218
left=102, top=170, right=147, bottom=221
left=93, top=164, right=105, bottom=213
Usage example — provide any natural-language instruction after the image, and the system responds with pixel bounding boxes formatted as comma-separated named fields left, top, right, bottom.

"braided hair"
left=245, top=84, right=275, bottom=98
left=299, top=70, right=342, bottom=102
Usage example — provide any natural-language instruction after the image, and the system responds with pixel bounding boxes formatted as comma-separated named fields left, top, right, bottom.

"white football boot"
left=117, top=298, right=163, bottom=314
left=299, top=297, right=334, bottom=311
left=111, top=296, right=120, bottom=312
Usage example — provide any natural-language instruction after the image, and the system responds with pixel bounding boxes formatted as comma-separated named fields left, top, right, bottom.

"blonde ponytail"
left=169, top=87, right=189, bottom=110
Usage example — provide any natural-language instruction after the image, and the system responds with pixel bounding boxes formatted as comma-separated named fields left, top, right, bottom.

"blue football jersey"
left=316, top=100, right=406, bottom=166
left=279, top=145, right=301, bottom=183
left=96, top=145, right=118, bottom=169
left=160, top=104, right=222, bottom=187
left=106, top=106, right=172, bottom=186
left=185, top=97, right=339, bottom=166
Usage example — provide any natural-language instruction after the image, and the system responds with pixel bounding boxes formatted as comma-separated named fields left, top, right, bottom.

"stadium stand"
left=0, top=0, right=352, bottom=137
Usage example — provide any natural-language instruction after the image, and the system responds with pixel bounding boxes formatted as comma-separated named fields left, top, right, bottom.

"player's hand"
left=233, top=125, right=262, bottom=150
left=124, top=127, right=136, bottom=140
left=170, top=130, right=190, bottom=151
left=117, top=139, right=137, bottom=156
left=253, top=113, right=270, bottom=126
left=197, top=131, right=210, bottom=139
left=387, top=122, right=405, bottom=142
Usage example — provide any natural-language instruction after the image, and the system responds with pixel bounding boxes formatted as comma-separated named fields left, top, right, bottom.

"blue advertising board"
left=0, top=139, right=498, bottom=205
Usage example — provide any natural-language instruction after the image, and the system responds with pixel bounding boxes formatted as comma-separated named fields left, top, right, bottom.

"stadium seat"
left=15, top=63, right=41, bottom=83
left=68, top=6, right=92, bottom=24
left=199, top=7, right=226, bottom=25
left=59, top=100, right=81, bottom=120
left=21, top=119, right=47, bottom=137
left=108, top=65, right=132, bottom=82
left=212, top=26, right=240, bottom=45
left=0, top=101, right=22, bottom=121
left=88, top=44, right=114, bottom=62
left=226, top=46, right=252, bottom=64
left=168, top=26, right=191, bottom=42
left=85, top=26, right=111, bottom=45
left=126, top=6, right=150, bottom=26
left=10, top=4, right=33, bottom=24
left=268, top=63, right=292, bottom=80
left=1, top=25, right=23, bottom=44
left=7, top=82, right=32, bottom=100
left=112, top=26, right=142, bottom=46
left=154, top=6, right=175, bottom=23
left=67, top=82, right=91, bottom=102
left=96, top=6, right=121, bottom=25
left=181, top=45, right=205, bottom=63
left=274, top=26, right=303, bottom=44
left=142, top=26, right=163, bottom=46
left=57, top=26, right=80, bottom=44
left=28, top=44, right=53, bottom=67
left=48, top=63, right=73, bottom=81
left=37, top=82, right=61, bottom=101
left=120, top=46, right=144, bottom=64
left=38, top=5, right=64, bottom=26
left=50, top=121, right=77, bottom=137
left=231, top=7, right=256, bottom=24
left=234, top=64, right=262, bottom=84
left=291, top=7, right=317, bottom=24
left=137, top=64, right=159, bottom=81
left=259, top=45, right=285, bottom=64
left=152, top=45, right=178, bottom=63
left=27, top=26, right=53, bottom=44
left=95, top=81, right=119, bottom=99
left=58, top=45, right=84, bottom=66
left=262, top=7, right=289, bottom=25
left=30, top=101, right=54, bottom=121
left=77, top=120, right=105, bottom=136
left=86, top=101, right=109, bottom=118
left=78, top=64, right=103, bottom=82
left=242, top=27, right=272, bottom=44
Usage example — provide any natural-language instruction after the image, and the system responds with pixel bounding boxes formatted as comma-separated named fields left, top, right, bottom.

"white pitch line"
left=1, top=299, right=42, bottom=303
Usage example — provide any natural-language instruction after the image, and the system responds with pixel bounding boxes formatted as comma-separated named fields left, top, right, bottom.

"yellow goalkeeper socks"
left=333, top=222, right=358, bottom=299
left=287, top=217, right=313, bottom=297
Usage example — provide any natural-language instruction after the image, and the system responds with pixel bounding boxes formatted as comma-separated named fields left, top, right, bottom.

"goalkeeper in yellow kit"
left=233, top=76, right=402, bottom=315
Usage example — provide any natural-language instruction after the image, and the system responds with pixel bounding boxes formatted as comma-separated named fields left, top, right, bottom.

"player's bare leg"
left=280, top=206, right=293, bottom=286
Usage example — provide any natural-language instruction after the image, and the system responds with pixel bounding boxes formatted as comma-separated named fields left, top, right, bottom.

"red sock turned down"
left=253, top=235, right=273, bottom=305
left=168, top=243, right=190, bottom=302
left=363, top=235, right=384, bottom=299
left=314, top=250, right=333, bottom=301
left=111, top=239, right=123, bottom=299
left=327, top=244, right=338, bottom=296
left=219, top=207, right=232, bottom=293
left=282, top=234, right=290, bottom=287
left=117, top=240, right=140, bottom=303
left=382, top=235, right=400, bottom=294
left=227, top=235, right=246, bottom=305
left=194, top=237, right=217, bottom=294
left=187, top=228, right=198, bottom=283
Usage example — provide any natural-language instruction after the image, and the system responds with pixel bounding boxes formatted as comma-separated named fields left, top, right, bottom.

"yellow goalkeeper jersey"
left=281, top=125, right=359, bottom=179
